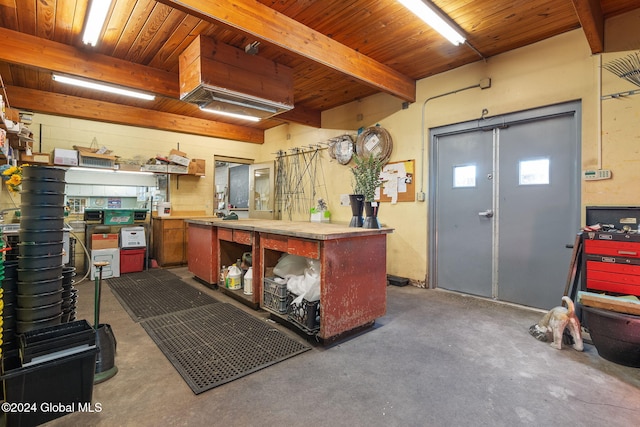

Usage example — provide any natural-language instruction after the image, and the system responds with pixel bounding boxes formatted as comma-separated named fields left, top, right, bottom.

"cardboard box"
left=4, top=108, right=20, bottom=122
left=188, top=159, right=205, bottom=176
left=78, top=152, right=116, bottom=169
left=170, top=148, right=188, bottom=158
left=120, top=226, right=146, bottom=248
left=168, top=164, right=188, bottom=174
left=91, top=248, right=120, bottom=279
left=168, top=153, right=190, bottom=167
left=4, top=119, right=20, bottom=132
left=141, top=164, right=168, bottom=173
left=116, top=163, right=142, bottom=172
left=52, top=148, right=78, bottom=166
left=91, top=233, right=119, bottom=250
left=20, top=152, right=50, bottom=164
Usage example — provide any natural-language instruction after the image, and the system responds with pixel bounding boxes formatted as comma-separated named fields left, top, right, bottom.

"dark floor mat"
left=106, top=271, right=220, bottom=321
left=141, top=303, right=311, bottom=394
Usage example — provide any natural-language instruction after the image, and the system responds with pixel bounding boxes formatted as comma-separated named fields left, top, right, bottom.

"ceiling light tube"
left=69, top=166, right=154, bottom=175
left=398, top=0, right=466, bottom=46
left=199, top=106, right=261, bottom=122
left=82, top=0, right=113, bottom=46
left=52, top=74, right=156, bottom=100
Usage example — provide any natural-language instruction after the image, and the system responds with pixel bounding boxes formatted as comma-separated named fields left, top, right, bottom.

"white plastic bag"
left=273, top=254, right=308, bottom=277
left=287, top=258, right=321, bottom=302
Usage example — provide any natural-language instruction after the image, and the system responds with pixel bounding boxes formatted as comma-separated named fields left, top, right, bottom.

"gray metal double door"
left=431, top=102, right=581, bottom=309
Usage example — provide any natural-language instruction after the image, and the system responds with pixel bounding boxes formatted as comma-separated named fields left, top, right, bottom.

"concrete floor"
left=44, top=266, right=640, bottom=427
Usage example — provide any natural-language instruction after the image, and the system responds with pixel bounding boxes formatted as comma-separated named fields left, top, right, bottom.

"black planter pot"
left=582, top=305, right=640, bottom=367
left=363, top=201, right=381, bottom=229
left=21, top=179, right=66, bottom=193
left=349, top=194, right=364, bottom=227
left=94, top=323, right=118, bottom=383
left=21, top=165, right=66, bottom=181
left=18, top=241, right=64, bottom=257
left=20, top=191, right=65, bottom=206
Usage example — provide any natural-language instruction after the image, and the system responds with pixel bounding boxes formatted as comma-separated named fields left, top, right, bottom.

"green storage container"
left=103, top=210, right=134, bottom=225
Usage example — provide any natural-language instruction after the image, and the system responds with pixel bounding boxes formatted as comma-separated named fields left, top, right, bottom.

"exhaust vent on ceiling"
left=179, top=36, right=294, bottom=120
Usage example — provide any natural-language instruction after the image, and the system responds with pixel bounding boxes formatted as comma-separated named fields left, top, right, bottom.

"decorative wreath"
left=355, top=126, right=393, bottom=165
left=327, top=134, right=354, bottom=165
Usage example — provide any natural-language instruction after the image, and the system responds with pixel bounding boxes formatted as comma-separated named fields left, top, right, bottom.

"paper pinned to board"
left=381, top=162, right=408, bottom=204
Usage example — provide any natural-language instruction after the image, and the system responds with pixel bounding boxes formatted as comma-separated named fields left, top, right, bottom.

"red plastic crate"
left=120, top=248, right=145, bottom=274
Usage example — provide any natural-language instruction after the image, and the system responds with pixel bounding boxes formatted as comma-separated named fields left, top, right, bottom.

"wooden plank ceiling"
left=0, top=0, right=638, bottom=143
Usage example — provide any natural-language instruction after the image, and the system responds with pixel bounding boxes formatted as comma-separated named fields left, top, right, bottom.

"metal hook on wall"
left=481, top=108, right=489, bottom=120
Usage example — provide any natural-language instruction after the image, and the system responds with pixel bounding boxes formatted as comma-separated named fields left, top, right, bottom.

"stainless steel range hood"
left=179, top=36, right=294, bottom=120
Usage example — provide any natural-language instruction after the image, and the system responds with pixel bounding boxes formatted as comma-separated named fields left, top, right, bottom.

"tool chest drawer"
left=583, top=233, right=640, bottom=296
left=584, top=239, right=640, bottom=259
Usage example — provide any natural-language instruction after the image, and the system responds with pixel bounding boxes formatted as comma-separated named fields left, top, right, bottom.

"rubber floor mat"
left=107, top=270, right=220, bottom=321
left=141, top=303, right=311, bottom=394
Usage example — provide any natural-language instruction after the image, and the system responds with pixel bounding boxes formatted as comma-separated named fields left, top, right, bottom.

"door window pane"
left=253, top=167, right=271, bottom=211
left=519, top=158, right=549, bottom=185
left=453, top=165, right=476, bottom=188
left=67, top=198, right=87, bottom=214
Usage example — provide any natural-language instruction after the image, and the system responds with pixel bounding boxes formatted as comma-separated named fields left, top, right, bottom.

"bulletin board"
left=377, top=159, right=415, bottom=203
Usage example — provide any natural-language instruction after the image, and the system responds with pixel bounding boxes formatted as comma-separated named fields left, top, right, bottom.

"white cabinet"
left=92, top=186, right=106, bottom=196
left=65, top=184, right=138, bottom=197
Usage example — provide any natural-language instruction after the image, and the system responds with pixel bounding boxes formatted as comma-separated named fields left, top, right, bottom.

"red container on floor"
left=120, top=248, right=146, bottom=274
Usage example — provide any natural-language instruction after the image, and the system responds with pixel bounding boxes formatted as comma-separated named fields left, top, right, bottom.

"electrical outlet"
left=340, top=194, right=350, bottom=206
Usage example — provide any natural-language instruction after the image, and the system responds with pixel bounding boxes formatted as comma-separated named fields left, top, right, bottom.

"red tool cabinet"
left=583, top=232, right=640, bottom=297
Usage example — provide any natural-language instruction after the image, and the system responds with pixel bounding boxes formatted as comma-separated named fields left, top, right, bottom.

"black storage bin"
left=286, top=292, right=320, bottom=334
left=585, top=206, right=640, bottom=230
left=1, top=347, right=98, bottom=427
left=387, top=274, right=409, bottom=287
left=18, top=320, right=95, bottom=365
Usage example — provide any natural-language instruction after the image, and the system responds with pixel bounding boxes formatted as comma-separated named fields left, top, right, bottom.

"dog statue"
left=529, top=296, right=583, bottom=351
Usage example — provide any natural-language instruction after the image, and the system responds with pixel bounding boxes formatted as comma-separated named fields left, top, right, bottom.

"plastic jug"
left=227, top=264, right=242, bottom=290
left=243, top=267, right=253, bottom=295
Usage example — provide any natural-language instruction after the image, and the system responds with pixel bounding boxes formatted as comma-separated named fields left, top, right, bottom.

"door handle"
left=478, top=210, right=494, bottom=218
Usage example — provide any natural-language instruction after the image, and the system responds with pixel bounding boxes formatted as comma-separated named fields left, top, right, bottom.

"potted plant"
left=350, top=154, right=384, bottom=228
left=310, top=198, right=331, bottom=223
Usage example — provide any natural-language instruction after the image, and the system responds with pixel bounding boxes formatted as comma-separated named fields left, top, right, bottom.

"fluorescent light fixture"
left=82, top=0, right=113, bottom=46
left=199, top=106, right=261, bottom=122
left=398, top=0, right=466, bottom=46
left=69, top=166, right=154, bottom=175
left=52, top=74, right=155, bottom=101
left=69, top=166, right=114, bottom=173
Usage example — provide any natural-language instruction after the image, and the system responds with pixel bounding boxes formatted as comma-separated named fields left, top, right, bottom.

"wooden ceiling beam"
left=157, top=0, right=416, bottom=103
left=6, top=85, right=264, bottom=144
left=274, top=105, right=322, bottom=128
left=0, top=26, right=319, bottom=129
left=0, top=27, right=179, bottom=98
left=571, top=0, right=605, bottom=54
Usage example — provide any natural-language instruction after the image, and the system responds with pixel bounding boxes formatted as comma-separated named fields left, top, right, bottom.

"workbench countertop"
left=185, top=218, right=393, bottom=240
